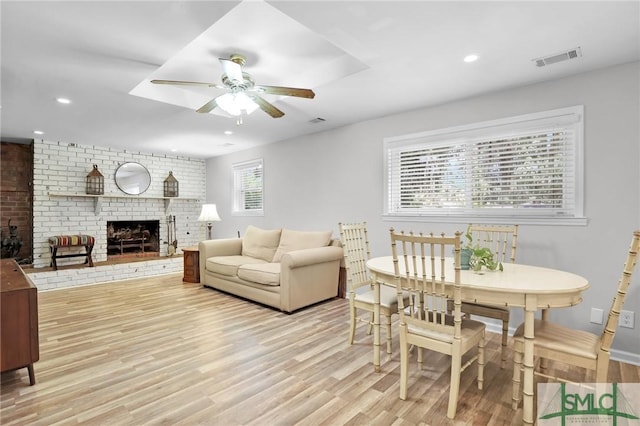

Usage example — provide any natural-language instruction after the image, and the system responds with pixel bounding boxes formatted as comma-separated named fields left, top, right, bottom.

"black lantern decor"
left=164, top=171, right=179, bottom=197
left=86, top=164, right=104, bottom=195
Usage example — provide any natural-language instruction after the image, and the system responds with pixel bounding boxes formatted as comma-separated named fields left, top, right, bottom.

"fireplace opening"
left=107, top=220, right=160, bottom=259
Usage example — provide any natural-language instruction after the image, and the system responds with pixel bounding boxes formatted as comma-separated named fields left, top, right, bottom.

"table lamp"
left=198, top=204, right=221, bottom=240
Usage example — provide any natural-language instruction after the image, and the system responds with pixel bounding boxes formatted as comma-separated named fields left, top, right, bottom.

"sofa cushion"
left=206, top=255, right=267, bottom=277
left=237, top=263, right=281, bottom=286
left=272, top=228, right=332, bottom=262
left=241, top=225, right=282, bottom=262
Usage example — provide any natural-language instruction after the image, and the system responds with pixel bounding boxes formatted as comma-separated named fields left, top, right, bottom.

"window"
left=232, top=159, right=263, bottom=215
left=384, top=106, right=585, bottom=225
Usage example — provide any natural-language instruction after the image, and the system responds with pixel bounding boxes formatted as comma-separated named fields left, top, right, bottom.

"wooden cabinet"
left=182, top=247, right=200, bottom=283
left=1, top=259, right=39, bottom=385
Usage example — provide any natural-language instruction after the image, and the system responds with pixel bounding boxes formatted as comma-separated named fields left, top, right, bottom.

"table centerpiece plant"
left=463, top=226, right=504, bottom=273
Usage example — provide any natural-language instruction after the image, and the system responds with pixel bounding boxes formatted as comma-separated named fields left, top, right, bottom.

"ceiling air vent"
left=533, top=47, right=582, bottom=67
left=309, top=117, right=326, bottom=124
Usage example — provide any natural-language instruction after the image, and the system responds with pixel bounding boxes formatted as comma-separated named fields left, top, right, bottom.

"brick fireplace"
left=31, top=140, right=206, bottom=281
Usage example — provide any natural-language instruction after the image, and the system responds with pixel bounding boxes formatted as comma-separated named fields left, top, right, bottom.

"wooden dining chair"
left=511, top=230, right=640, bottom=409
left=390, top=228, right=485, bottom=419
left=339, top=222, right=404, bottom=356
left=460, top=223, right=518, bottom=368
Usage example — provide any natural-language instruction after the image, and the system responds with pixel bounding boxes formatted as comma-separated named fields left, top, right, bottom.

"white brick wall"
left=32, top=139, right=207, bottom=287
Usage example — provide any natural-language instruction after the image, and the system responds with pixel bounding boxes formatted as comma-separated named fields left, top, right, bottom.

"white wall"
left=205, top=61, right=640, bottom=361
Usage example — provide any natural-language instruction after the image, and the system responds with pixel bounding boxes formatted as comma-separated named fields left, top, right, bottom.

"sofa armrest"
left=199, top=238, right=242, bottom=278
left=279, top=246, right=343, bottom=312
left=199, top=238, right=242, bottom=257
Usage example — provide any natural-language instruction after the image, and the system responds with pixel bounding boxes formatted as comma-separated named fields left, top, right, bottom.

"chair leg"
left=50, top=246, right=58, bottom=270
left=85, top=244, right=94, bottom=267
left=595, top=355, right=610, bottom=383
left=348, top=303, right=356, bottom=345
left=501, top=318, right=509, bottom=369
left=399, top=325, right=409, bottom=400
left=367, top=311, right=374, bottom=335
left=385, top=314, right=393, bottom=356
left=447, top=355, right=462, bottom=419
left=478, top=330, right=485, bottom=390
left=512, top=345, right=523, bottom=410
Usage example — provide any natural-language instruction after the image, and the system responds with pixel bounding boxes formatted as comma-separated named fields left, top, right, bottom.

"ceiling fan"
left=151, top=54, right=315, bottom=119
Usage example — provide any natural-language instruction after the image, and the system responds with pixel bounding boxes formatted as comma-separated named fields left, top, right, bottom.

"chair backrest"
left=339, top=222, right=372, bottom=292
left=467, top=224, right=518, bottom=264
left=600, top=230, right=640, bottom=352
left=390, top=228, right=462, bottom=338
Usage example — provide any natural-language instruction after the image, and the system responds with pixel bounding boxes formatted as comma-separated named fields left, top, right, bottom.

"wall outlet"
left=590, top=308, right=604, bottom=324
left=620, top=310, right=635, bottom=329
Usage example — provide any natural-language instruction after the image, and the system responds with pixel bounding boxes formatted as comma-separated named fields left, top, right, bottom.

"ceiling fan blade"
left=219, top=58, right=243, bottom=83
left=250, top=95, right=284, bottom=118
left=255, top=85, right=315, bottom=99
left=196, top=98, right=218, bottom=114
left=151, top=79, right=224, bottom=89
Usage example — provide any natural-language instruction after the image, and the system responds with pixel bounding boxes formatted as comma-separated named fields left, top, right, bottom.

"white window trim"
left=383, top=106, right=586, bottom=226
left=232, top=158, right=264, bottom=217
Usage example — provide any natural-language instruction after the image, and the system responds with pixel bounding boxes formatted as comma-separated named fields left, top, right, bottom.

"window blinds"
left=385, top=106, right=583, bottom=219
left=233, top=159, right=263, bottom=213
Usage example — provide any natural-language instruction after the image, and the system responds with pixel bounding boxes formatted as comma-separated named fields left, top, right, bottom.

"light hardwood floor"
left=1, top=274, right=638, bottom=425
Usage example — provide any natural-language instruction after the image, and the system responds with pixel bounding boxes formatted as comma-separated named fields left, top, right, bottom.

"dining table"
left=366, top=256, right=589, bottom=425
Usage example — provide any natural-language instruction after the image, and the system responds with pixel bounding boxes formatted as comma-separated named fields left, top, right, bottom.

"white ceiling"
left=2, top=1, right=639, bottom=159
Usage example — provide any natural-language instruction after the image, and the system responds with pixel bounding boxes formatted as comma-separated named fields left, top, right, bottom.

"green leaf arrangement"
left=464, top=225, right=503, bottom=272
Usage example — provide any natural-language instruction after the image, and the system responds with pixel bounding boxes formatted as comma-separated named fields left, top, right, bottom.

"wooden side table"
left=182, top=246, right=200, bottom=283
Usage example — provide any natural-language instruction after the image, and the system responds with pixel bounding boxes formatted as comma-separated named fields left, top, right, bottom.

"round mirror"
left=114, top=162, right=151, bottom=195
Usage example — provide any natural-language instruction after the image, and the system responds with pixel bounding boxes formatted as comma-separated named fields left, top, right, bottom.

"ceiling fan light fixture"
left=216, top=92, right=259, bottom=116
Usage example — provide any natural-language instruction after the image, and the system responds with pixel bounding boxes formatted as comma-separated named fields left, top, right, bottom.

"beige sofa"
left=199, top=225, right=343, bottom=313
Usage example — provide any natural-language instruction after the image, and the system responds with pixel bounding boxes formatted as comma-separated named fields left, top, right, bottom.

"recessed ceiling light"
left=464, top=54, right=479, bottom=63
left=224, top=130, right=233, bottom=135
left=33, top=130, right=44, bottom=135
left=56, top=97, right=71, bottom=104
left=171, top=148, right=177, bottom=152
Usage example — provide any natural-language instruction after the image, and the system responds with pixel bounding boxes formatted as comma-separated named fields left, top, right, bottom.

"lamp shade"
left=198, top=204, right=221, bottom=222
left=216, top=92, right=259, bottom=116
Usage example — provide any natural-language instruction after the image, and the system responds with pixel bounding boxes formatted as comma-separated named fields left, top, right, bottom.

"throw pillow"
left=241, top=225, right=282, bottom=262
left=272, top=228, right=332, bottom=262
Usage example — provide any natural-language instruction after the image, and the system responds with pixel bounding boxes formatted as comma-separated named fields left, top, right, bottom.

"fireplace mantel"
left=48, top=192, right=200, bottom=214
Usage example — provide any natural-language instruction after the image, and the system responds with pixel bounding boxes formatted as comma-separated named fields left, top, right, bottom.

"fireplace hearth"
left=107, top=220, right=160, bottom=259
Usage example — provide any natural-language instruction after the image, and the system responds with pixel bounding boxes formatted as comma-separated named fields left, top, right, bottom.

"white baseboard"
left=610, top=349, right=640, bottom=366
